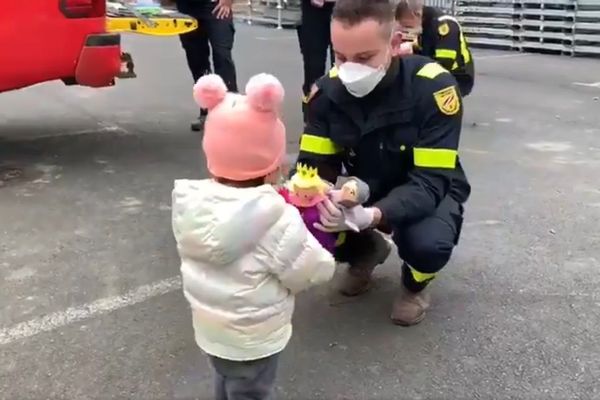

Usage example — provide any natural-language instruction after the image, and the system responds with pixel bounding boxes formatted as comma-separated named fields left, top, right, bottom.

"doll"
left=278, top=163, right=338, bottom=253
left=334, top=176, right=371, bottom=208
left=329, top=176, right=371, bottom=232
left=278, top=165, right=372, bottom=253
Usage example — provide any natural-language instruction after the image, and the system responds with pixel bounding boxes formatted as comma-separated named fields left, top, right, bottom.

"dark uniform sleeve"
left=374, top=62, right=463, bottom=225
left=433, top=18, right=462, bottom=72
left=294, top=82, right=344, bottom=183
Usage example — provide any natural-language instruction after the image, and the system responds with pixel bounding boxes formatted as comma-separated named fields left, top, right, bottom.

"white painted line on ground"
left=572, top=82, right=600, bottom=88
left=13, top=125, right=129, bottom=142
left=0, top=276, right=182, bottom=346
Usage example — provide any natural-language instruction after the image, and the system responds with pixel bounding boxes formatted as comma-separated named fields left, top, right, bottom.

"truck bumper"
left=75, top=33, right=132, bottom=88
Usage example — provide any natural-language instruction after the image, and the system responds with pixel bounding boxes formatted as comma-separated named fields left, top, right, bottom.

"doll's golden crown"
left=296, top=163, right=318, bottom=179
left=290, top=163, right=323, bottom=188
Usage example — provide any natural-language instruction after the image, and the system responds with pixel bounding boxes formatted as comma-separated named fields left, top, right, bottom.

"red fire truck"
left=0, top=0, right=196, bottom=94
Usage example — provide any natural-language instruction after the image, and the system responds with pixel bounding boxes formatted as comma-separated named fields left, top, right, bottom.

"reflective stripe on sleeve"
left=413, top=148, right=457, bottom=169
left=460, top=33, right=471, bottom=64
left=299, top=134, right=342, bottom=155
left=435, top=49, right=457, bottom=60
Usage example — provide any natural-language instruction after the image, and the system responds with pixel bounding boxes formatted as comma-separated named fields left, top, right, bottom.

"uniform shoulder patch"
left=433, top=85, right=460, bottom=116
left=438, top=22, right=450, bottom=36
left=328, top=66, right=339, bottom=78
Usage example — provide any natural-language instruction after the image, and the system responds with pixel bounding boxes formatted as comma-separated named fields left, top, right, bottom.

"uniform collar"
left=322, top=57, right=412, bottom=135
left=366, top=57, right=400, bottom=99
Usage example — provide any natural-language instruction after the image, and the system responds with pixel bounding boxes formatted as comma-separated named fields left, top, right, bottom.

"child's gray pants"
left=208, top=353, right=280, bottom=400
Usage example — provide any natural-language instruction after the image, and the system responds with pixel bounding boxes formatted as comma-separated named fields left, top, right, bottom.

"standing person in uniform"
left=166, top=0, right=238, bottom=131
left=296, top=0, right=471, bottom=326
left=394, top=0, right=475, bottom=96
left=297, top=0, right=336, bottom=121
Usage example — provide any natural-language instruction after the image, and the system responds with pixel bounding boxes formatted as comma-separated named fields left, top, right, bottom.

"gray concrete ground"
left=1, top=23, right=600, bottom=399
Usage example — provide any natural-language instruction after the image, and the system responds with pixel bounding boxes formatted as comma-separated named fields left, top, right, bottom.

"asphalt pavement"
left=1, top=23, right=600, bottom=400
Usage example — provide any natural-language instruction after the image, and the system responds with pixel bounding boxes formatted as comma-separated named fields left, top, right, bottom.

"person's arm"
left=433, top=18, right=461, bottom=71
left=295, top=84, right=343, bottom=183
left=268, top=207, right=336, bottom=294
left=374, top=63, right=463, bottom=226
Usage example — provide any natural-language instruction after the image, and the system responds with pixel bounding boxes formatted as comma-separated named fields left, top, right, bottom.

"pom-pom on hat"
left=194, top=73, right=286, bottom=181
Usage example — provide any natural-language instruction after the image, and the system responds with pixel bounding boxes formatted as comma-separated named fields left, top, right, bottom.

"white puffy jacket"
left=171, top=179, right=336, bottom=361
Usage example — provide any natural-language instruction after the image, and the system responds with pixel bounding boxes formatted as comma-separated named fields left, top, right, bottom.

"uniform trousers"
left=177, top=0, right=238, bottom=92
left=296, top=0, right=334, bottom=120
left=335, top=195, right=464, bottom=292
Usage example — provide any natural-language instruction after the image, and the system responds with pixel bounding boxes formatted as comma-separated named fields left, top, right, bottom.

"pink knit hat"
left=193, top=73, right=286, bottom=181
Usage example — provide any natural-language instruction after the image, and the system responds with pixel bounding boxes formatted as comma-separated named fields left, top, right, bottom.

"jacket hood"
left=172, top=179, right=286, bottom=266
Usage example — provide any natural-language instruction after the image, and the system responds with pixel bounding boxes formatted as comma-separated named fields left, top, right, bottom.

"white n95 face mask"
left=338, top=61, right=387, bottom=98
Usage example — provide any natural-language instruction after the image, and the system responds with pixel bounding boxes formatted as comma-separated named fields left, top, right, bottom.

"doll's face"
left=296, top=186, right=320, bottom=204
left=291, top=185, right=324, bottom=207
left=340, top=180, right=359, bottom=202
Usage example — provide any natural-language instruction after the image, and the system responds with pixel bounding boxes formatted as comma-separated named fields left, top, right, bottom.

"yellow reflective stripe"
left=416, top=62, right=448, bottom=79
left=299, top=134, right=342, bottom=155
left=335, top=231, right=346, bottom=247
left=408, top=265, right=437, bottom=283
left=435, top=49, right=457, bottom=59
left=413, top=148, right=457, bottom=169
left=329, top=66, right=338, bottom=78
left=460, top=33, right=471, bottom=64
left=451, top=61, right=459, bottom=71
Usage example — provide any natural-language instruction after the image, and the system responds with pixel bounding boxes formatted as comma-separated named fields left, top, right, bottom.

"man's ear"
left=391, top=29, right=403, bottom=52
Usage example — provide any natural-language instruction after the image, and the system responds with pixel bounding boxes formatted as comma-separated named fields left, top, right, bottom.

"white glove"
left=314, top=198, right=375, bottom=233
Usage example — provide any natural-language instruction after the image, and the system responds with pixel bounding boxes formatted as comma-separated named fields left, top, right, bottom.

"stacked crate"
left=456, top=0, right=600, bottom=56
left=514, top=0, right=577, bottom=55
left=425, top=0, right=456, bottom=13
left=573, top=0, right=600, bottom=56
left=455, top=0, right=519, bottom=50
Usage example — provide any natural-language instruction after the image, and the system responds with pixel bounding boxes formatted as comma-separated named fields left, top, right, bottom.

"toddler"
left=171, top=72, right=336, bottom=400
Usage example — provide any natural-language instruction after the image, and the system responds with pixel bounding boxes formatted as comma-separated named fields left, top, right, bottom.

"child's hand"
left=327, top=189, right=344, bottom=204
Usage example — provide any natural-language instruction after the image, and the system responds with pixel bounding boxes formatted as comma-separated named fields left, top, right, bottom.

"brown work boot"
left=390, top=288, right=431, bottom=326
left=338, top=232, right=392, bottom=297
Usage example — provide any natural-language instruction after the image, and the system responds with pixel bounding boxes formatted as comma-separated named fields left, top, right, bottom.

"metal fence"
left=239, top=0, right=600, bottom=56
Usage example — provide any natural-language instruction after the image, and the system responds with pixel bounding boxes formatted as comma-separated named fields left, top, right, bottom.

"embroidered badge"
left=433, top=85, right=460, bottom=116
left=438, top=22, right=450, bottom=36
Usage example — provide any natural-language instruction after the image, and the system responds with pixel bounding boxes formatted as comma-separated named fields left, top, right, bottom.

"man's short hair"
left=332, top=0, right=395, bottom=27
left=394, top=0, right=424, bottom=20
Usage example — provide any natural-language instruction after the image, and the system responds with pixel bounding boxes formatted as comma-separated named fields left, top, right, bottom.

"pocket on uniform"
left=384, top=127, right=417, bottom=153
left=382, top=127, right=417, bottom=175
